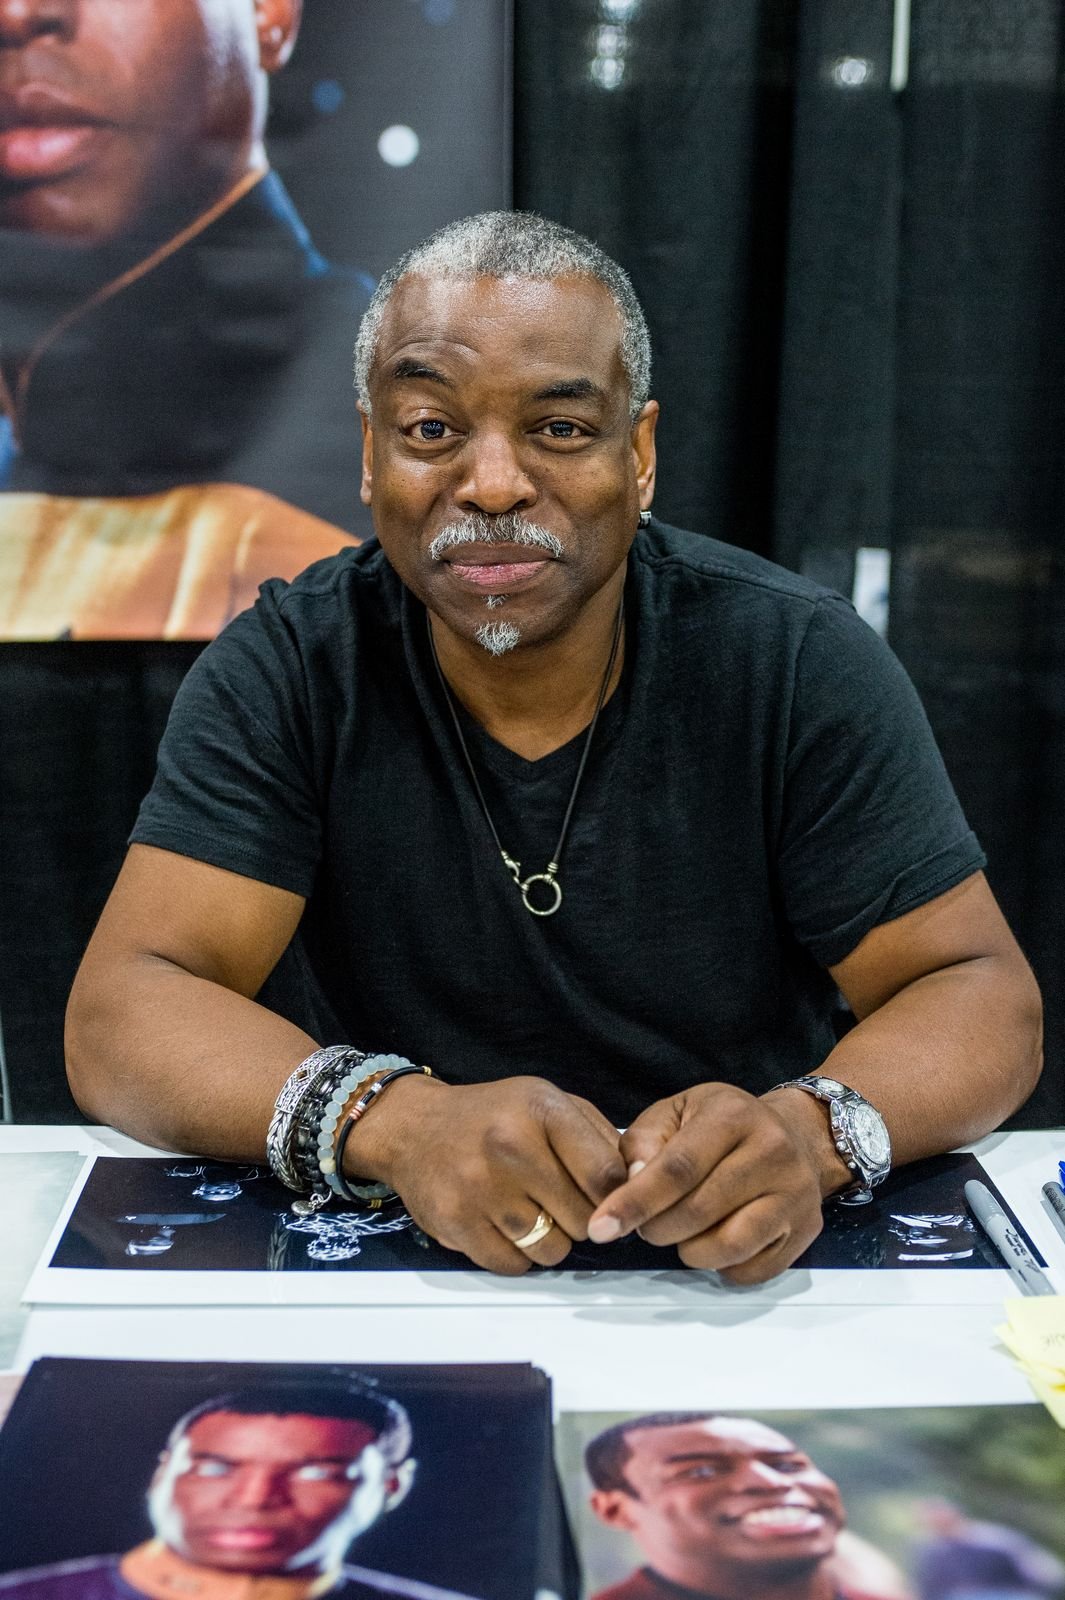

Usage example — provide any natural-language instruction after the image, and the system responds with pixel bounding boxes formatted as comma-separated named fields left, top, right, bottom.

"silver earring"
left=638, top=510, right=651, bottom=527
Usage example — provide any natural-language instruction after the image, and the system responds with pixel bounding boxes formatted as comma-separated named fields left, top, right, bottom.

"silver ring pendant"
left=521, top=873, right=563, bottom=916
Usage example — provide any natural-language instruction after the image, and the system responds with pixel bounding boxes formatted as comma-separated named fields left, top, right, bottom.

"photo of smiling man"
left=582, top=1413, right=911, bottom=1600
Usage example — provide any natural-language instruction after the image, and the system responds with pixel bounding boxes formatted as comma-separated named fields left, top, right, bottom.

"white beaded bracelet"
left=317, top=1054, right=417, bottom=1199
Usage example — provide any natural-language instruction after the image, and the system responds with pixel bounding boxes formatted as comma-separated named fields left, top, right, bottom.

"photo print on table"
left=43, top=1151, right=1044, bottom=1275
left=0, top=1356, right=575, bottom=1600
left=556, top=1405, right=1065, bottom=1600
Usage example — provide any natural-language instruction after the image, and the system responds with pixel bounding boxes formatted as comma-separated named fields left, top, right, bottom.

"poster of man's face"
left=558, top=1407, right=1065, bottom=1600
left=0, top=0, right=510, bottom=639
left=0, top=1357, right=563, bottom=1600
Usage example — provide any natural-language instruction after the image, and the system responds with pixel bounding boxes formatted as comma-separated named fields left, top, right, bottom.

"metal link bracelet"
left=266, top=1047, right=367, bottom=1190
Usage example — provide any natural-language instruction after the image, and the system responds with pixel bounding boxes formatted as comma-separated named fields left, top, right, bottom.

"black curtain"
left=515, top=0, right=1064, bottom=1125
left=1, top=644, right=200, bottom=1120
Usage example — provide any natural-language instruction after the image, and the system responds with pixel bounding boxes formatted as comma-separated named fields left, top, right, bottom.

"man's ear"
left=384, top=1457, right=416, bottom=1513
left=359, top=405, right=374, bottom=506
left=255, top=0, right=302, bottom=73
left=589, top=1489, right=641, bottom=1532
left=632, top=399, right=658, bottom=514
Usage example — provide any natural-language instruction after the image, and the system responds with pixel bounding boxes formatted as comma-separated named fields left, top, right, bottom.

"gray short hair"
left=354, top=210, right=651, bottom=423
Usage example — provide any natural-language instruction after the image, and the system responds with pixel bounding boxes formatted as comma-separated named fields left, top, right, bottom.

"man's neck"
left=1, top=155, right=268, bottom=333
left=119, top=142, right=267, bottom=269
left=428, top=568, right=627, bottom=761
left=119, top=1539, right=338, bottom=1600
left=0, top=160, right=269, bottom=408
left=647, top=1555, right=840, bottom=1600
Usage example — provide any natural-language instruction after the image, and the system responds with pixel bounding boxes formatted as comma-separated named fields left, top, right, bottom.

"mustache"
left=427, top=513, right=564, bottom=563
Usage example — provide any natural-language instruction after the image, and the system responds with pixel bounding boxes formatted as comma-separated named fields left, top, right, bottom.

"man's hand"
left=344, top=1074, right=627, bottom=1275
left=585, top=1084, right=827, bottom=1284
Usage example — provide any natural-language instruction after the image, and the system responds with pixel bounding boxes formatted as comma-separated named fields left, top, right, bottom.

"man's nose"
left=454, top=431, right=537, bottom=517
left=735, top=1460, right=795, bottom=1491
left=0, top=0, right=75, bottom=46
left=228, top=1466, right=291, bottom=1510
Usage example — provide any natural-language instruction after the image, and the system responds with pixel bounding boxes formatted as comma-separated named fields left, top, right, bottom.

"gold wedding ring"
left=511, top=1210, right=556, bottom=1250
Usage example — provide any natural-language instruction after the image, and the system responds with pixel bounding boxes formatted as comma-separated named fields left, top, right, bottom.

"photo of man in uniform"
left=0, top=0, right=371, bottom=639
left=585, top=1412, right=911, bottom=1600
left=0, top=1379, right=479, bottom=1599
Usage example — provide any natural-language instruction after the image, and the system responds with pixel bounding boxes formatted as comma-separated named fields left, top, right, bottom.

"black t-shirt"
left=131, top=521, right=984, bottom=1126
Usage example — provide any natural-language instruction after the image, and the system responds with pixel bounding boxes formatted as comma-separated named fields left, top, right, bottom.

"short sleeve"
left=777, top=595, right=985, bottom=967
left=130, top=583, right=322, bottom=896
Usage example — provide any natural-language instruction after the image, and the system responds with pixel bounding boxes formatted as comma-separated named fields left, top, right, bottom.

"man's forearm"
left=775, top=953, right=1043, bottom=1197
left=66, top=954, right=317, bottom=1159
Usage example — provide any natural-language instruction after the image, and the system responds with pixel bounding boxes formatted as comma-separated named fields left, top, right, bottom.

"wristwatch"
left=774, top=1075, right=892, bottom=1206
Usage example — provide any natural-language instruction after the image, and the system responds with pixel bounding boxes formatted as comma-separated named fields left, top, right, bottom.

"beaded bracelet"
left=289, top=1053, right=422, bottom=1217
left=287, top=1058, right=379, bottom=1206
left=267, top=1046, right=366, bottom=1190
left=318, top=1054, right=418, bottom=1193
left=334, top=1064, right=434, bottom=1205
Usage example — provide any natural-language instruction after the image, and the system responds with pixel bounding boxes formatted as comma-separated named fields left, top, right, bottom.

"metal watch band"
left=770, top=1075, right=891, bottom=1205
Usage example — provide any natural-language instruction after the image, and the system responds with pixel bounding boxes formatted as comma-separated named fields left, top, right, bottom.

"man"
left=65, top=211, right=1042, bottom=1280
left=584, top=1412, right=910, bottom=1600
left=0, top=0, right=367, bottom=638
left=913, top=1498, right=1065, bottom=1600
left=0, top=1380, right=477, bottom=1599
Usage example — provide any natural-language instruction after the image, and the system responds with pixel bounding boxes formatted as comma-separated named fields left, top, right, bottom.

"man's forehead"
left=373, top=272, right=626, bottom=383
left=185, top=1409, right=376, bottom=1458
left=628, top=1417, right=799, bottom=1462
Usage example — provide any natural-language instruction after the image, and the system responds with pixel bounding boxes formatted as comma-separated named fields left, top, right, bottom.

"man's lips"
left=437, top=544, right=556, bottom=592
left=447, top=560, right=548, bottom=589
left=202, top=1527, right=286, bottom=1551
left=0, top=86, right=110, bottom=182
left=725, top=1503, right=829, bottom=1540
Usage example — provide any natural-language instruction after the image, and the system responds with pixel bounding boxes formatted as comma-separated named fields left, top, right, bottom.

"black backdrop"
left=3, top=0, right=1062, bottom=1124
left=515, top=0, right=1064, bottom=1126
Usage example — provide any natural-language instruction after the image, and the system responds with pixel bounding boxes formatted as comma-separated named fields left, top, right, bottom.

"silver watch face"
left=843, top=1102, right=892, bottom=1171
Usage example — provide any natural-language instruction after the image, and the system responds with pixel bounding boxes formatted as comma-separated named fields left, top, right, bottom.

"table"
left=3, top=1125, right=1064, bottom=1412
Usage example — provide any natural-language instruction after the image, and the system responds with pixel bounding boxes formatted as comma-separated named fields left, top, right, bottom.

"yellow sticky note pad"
left=1002, top=1296, right=1065, bottom=1366
left=997, top=1297, right=1065, bottom=1423
left=996, top=1322, right=1065, bottom=1387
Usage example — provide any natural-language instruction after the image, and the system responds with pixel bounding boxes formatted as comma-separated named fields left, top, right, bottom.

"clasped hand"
left=350, top=1076, right=826, bottom=1281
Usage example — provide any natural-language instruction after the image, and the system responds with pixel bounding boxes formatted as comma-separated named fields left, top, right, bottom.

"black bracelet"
left=289, top=1050, right=370, bottom=1196
left=335, top=1064, right=434, bottom=1205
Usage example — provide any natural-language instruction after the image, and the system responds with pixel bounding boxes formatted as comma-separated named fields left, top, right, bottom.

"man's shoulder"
left=0, top=1556, right=124, bottom=1598
left=590, top=1568, right=675, bottom=1600
left=336, top=1564, right=481, bottom=1600
left=256, top=537, right=399, bottom=628
left=635, top=519, right=837, bottom=609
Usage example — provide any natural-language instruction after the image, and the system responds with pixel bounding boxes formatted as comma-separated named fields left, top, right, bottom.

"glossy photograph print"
left=556, top=1404, right=1065, bottom=1600
left=0, top=1356, right=571, bottom=1600
left=43, top=1151, right=1041, bottom=1274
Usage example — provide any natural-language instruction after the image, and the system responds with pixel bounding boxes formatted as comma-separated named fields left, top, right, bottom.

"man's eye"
left=191, top=1461, right=230, bottom=1478
left=293, top=1463, right=342, bottom=1482
left=543, top=420, right=581, bottom=439
left=413, top=419, right=450, bottom=441
left=675, top=1464, right=718, bottom=1480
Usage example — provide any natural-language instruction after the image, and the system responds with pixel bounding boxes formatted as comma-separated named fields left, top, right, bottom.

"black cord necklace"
left=427, top=598, right=624, bottom=916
